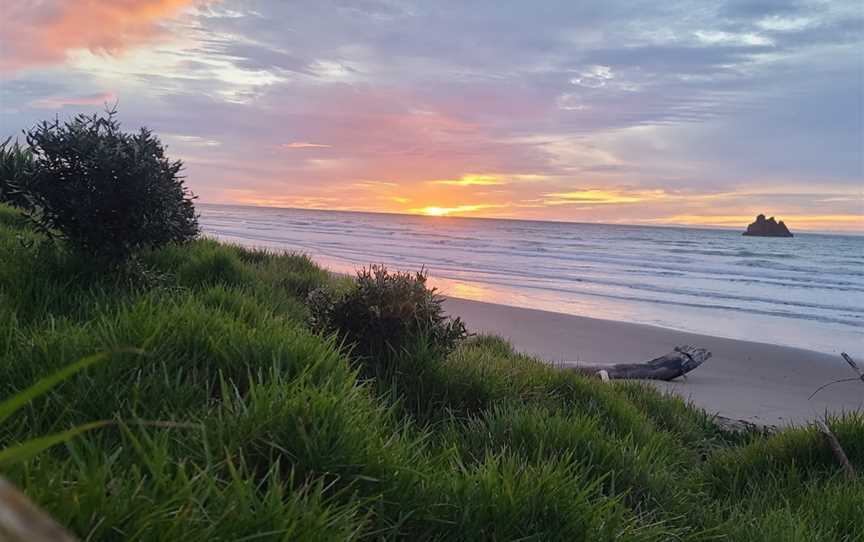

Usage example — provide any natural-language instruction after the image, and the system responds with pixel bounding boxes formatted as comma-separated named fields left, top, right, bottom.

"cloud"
left=279, top=142, right=333, bottom=149
left=0, top=0, right=204, bottom=73
left=164, top=133, right=221, bottom=147
left=693, top=30, right=774, bottom=47
left=351, top=180, right=397, bottom=189
left=570, top=65, right=615, bottom=88
left=28, top=91, right=116, bottom=109
left=1, top=0, right=861, bottom=231
left=543, top=189, right=668, bottom=205
left=756, top=15, right=813, bottom=32
left=432, top=174, right=504, bottom=186
left=641, top=214, right=864, bottom=231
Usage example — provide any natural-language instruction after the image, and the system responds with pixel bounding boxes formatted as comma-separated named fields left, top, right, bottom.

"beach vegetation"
left=308, top=265, right=467, bottom=365
left=16, top=108, right=198, bottom=263
left=0, top=203, right=861, bottom=541
left=0, top=137, right=34, bottom=210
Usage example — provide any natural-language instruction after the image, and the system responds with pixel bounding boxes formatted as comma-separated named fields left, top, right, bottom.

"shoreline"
left=445, top=297, right=863, bottom=427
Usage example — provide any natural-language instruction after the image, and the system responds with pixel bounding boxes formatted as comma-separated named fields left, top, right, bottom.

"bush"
left=22, top=108, right=198, bottom=262
left=308, top=265, right=467, bottom=360
left=0, top=137, right=35, bottom=209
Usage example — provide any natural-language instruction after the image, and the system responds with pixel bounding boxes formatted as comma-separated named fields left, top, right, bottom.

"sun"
left=420, top=206, right=449, bottom=217
left=414, top=204, right=496, bottom=217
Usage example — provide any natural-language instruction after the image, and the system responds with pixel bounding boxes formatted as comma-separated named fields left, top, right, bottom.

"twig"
left=815, top=419, right=856, bottom=481
left=808, top=352, right=864, bottom=400
left=808, top=378, right=861, bottom=400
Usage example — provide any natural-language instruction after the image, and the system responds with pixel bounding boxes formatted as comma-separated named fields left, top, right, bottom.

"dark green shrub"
left=22, top=108, right=198, bottom=262
left=0, top=137, right=34, bottom=209
left=308, top=265, right=467, bottom=359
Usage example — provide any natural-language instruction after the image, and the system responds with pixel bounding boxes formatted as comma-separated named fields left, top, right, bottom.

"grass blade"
left=0, top=421, right=111, bottom=466
left=0, top=349, right=141, bottom=426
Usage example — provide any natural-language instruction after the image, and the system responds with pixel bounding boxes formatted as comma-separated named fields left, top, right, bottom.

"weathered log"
left=567, top=345, right=711, bottom=381
left=714, top=416, right=776, bottom=434
left=0, top=477, right=78, bottom=542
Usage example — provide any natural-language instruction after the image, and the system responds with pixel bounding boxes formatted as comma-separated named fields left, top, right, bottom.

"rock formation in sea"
left=742, top=214, right=793, bottom=237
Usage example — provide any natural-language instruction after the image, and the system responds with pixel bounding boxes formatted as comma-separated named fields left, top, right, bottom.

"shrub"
left=308, top=265, right=467, bottom=360
left=0, top=137, right=35, bottom=209
left=22, top=108, right=198, bottom=262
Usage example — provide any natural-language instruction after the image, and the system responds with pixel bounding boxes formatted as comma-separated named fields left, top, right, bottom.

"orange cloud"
left=649, top=214, right=864, bottom=231
left=432, top=174, right=504, bottom=186
left=1, top=0, right=205, bottom=73
left=543, top=189, right=668, bottom=205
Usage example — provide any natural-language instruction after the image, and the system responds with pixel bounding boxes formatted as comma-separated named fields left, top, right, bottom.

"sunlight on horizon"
left=421, top=207, right=450, bottom=217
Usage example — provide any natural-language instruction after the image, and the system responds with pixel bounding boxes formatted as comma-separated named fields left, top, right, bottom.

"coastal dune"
left=446, top=297, right=863, bottom=427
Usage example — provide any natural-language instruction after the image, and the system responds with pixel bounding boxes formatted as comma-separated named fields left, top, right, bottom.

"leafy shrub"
left=308, top=265, right=467, bottom=359
left=22, top=108, right=198, bottom=262
left=0, top=137, right=35, bottom=209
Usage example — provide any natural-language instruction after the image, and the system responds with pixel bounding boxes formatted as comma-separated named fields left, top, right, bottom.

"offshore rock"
left=743, top=214, right=793, bottom=237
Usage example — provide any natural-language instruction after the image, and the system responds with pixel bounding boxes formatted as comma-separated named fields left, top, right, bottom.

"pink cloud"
left=278, top=142, right=333, bottom=149
left=0, top=0, right=205, bottom=73
left=29, top=91, right=117, bottom=109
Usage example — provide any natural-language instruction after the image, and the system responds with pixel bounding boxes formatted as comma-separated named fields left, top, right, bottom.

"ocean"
left=199, top=204, right=864, bottom=357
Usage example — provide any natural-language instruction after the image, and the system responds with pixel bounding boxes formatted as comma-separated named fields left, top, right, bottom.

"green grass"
left=0, top=203, right=861, bottom=541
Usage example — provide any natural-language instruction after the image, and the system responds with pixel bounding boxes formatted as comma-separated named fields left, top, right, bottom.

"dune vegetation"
left=0, top=203, right=862, bottom=541
left=0, top=112, right=861, bottom=540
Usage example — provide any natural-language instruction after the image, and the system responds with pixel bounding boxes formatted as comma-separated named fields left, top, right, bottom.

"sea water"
left=199, top=204, right=864, bottom=357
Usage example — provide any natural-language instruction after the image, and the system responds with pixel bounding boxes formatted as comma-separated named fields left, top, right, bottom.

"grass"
left=0, top=203, right=861, bottom=541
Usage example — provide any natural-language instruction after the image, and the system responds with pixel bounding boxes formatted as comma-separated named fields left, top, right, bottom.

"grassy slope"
left=0, top=204, right=861, bottom=541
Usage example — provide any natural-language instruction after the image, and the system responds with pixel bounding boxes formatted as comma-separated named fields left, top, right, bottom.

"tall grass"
left=0, top=204, right=861, bottom=541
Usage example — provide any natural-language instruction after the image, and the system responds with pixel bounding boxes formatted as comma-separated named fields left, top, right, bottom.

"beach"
left=196, top=205, right=864, bottom=427
left=446, top=297, right=863, bottom=427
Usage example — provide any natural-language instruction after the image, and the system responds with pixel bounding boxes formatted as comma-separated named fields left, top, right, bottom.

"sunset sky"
left=1, top=0, right=862, bottom=231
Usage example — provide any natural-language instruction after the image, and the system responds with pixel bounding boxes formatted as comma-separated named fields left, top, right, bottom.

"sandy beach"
left=446, top=297, right=863, bottom=427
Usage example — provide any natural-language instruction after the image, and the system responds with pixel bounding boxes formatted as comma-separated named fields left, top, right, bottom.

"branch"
left=809, top=352, right=864, bottom=399
left=809, top=378, right=861, bottom=400
left=841, top=353, right=864, bottom=382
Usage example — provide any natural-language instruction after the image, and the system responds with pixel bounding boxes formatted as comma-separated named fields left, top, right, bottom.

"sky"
left=1, top=0, right=862, bottom=232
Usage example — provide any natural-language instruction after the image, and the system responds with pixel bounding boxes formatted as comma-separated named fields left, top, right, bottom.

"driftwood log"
left=567, top=345, right=711, bottom=381
left=714, top=416, right=776, bottom=434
